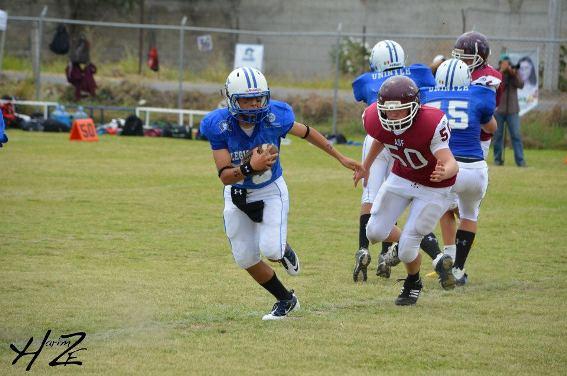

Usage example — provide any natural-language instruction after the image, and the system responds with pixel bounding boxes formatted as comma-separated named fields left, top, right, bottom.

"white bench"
left=135, top=107, right=209, bottom=131
left=0, top=99, right=58, bottom=119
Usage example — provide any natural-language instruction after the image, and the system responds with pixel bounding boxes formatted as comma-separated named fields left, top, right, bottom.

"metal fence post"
left=0, top=10, right=7, bottom=74
left=544, top=0, right=561, bottom=91
left=137, top=0, right=145, bottom=75
left=178, top=16, right=187, bottom=110
left=33, top=6, right=48, bottom=101
left=0, top=28, right=6, bottom=74
left=331, top=22, right=342, bottom=137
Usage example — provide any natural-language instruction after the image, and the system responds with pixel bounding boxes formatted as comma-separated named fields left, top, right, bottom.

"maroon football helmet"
left=376, top=75, right=420, bottom=132
left=451, top=31, right=490, bottom=71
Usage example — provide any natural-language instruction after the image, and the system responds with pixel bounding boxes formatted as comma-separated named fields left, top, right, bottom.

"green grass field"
left=1, top=130, right=567, bottom=375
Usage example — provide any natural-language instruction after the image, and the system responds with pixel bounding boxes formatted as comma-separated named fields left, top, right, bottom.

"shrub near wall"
left=2, top=77, right=566, bottom=148
left=522, top=105, right=567, bottom=150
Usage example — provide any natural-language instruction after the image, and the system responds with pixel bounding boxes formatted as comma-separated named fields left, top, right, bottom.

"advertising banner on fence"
left=197, top=35, right=213, bottom=52
left=506, top=50, right=539, bottom=116
left=0, top=10, right=7, bottom=31
left=234, top=44, right=264, bottom=71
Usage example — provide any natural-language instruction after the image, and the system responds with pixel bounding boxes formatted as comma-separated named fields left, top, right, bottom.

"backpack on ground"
left=162, top=123, right=192, bottom=139
left=43, top=119, right=69, bottom=132
left=121, top=115, right=144, bottom=136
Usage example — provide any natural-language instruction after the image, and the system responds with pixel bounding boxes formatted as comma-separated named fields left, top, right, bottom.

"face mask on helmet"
left=369, top=40, right=406, bottom=72
left=376, top=76, right=420, bottom=133
left=435, top=58, right=471, bottom=89
left=451, top=31, right=490, bottom=72
left=225, top=67, right=270, bottom=125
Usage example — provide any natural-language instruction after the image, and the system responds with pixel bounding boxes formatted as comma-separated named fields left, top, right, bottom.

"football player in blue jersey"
left=0, top=112, right=8, bottom=147
left=200, top=67, right=361, bottom=320
left=351, top=40, right=445, bottom=282
left=420, top=59, right=497, bottom=285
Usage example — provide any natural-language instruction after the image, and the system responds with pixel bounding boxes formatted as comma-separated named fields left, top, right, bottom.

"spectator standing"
left=493, top=56, right=526, bottom=167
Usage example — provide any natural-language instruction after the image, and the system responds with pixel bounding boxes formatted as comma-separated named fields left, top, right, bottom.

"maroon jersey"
left=472, top=64, right=502, bottom=141
left=363, top=105, right=456, bottom=188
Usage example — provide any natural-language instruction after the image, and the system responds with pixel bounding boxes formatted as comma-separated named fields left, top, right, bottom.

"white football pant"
left=223, top=176, right=289, bottom=269
left=366, top=174, right=452, bottom=264
left=361, top=134, right=394, bottom=204
left=481, top=139, right=491, bottom=161
left=450, top=160, right=489, bottom=221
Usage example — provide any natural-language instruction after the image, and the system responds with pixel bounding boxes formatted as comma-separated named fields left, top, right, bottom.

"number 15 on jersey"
left=427, top=100, right=469, bottom=130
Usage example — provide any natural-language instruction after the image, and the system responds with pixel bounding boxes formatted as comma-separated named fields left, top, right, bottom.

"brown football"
left=256, top=143, right=278, bottom=155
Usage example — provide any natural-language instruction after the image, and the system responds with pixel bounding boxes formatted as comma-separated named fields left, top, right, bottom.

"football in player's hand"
left=242, top=144, right=278, bottom=174
left=256, top=143, right=278, bottom=155
left=254, top=144, right=278, bottom=172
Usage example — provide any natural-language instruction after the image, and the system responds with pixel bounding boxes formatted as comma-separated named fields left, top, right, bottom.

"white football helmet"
left=225, top=67, right=270, bottom=124
left=435, top=58, right=471, bottom=88
left=432, top=54, right=446, bottom=65
left=369, top=40, right=405, bottom=72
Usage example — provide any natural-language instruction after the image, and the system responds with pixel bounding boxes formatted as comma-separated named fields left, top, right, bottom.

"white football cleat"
left=262, top=291, right=299, bottom=320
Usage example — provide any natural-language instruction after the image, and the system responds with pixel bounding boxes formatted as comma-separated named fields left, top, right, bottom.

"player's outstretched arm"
left=288, top=122, right=363, bottom=172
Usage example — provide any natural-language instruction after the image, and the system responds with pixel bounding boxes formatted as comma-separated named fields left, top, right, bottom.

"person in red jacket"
left=65, top=62, right=97, bottom=100
left=1, top=96, right=19, bottom=128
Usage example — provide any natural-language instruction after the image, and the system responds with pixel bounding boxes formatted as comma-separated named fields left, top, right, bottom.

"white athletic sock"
left=444, top=245, right=456, bottom=261
left=432, top=253, right=444, bottom=270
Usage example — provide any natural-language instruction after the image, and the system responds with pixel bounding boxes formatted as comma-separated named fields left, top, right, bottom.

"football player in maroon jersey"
left=354, top=76, right=459, bottom=305
left=451, top=30, right=502, bottom=158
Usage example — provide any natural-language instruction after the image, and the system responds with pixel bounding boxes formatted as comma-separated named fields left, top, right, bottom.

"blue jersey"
left=420, top=85, right=495, bottom=160
left=0, top=112, right=7, bottom=145
left=199, top=99, right=295, bottom=189
left=352, top=64, right=435, bottom=105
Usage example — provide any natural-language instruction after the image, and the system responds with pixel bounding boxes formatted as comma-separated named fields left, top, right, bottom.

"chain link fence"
left=4, top=13, right=566, bottom=81
left=1, top=12, right=566, bottom=134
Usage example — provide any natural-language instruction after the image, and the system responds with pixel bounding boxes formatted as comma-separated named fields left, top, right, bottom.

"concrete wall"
left=237, top=0, right=567, bottom=77
left=0, top=0, right=565, bottom=80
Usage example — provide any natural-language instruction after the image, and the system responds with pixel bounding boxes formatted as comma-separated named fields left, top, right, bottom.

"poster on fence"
left=506, top=50, right=539, bottom=116
left=234, top=44, right=264, bottom=71
left=0, top=10, right=7, bottom=31
left=197, top=35, right=213, bottom=52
